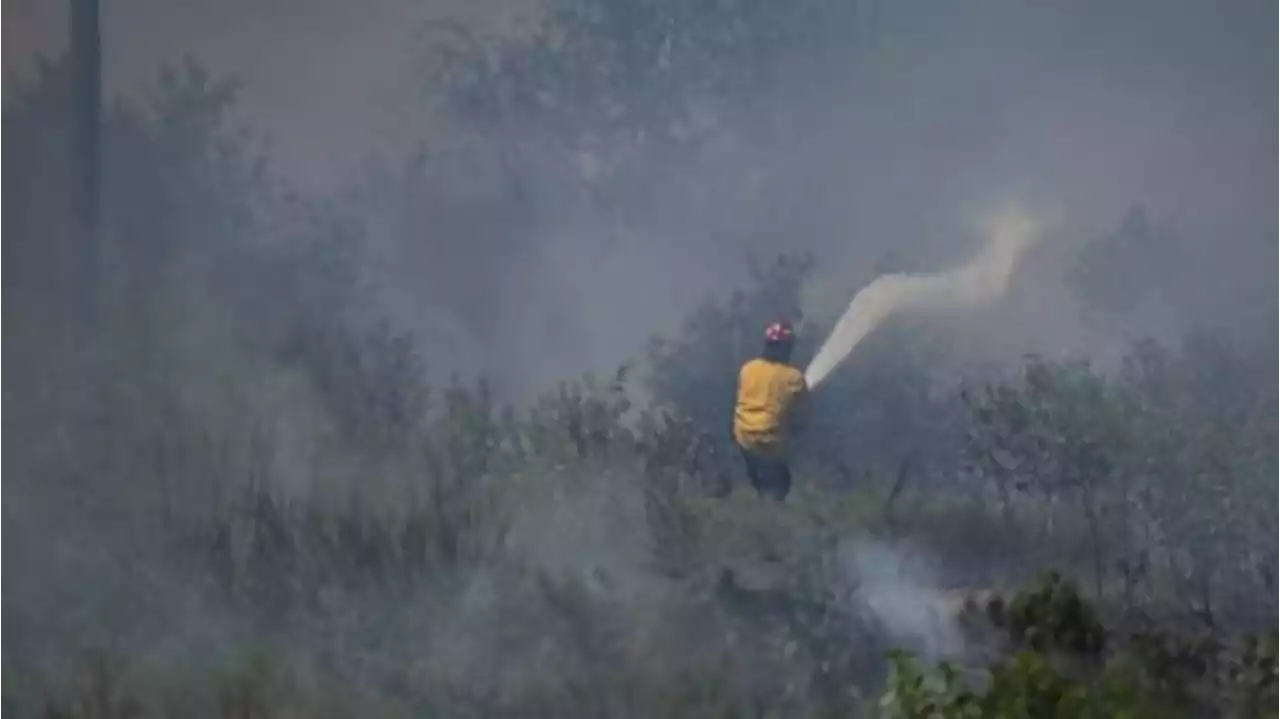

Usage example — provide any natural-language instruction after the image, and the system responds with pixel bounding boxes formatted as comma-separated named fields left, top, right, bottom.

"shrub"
left=880, top=576, right=1279, bottom=719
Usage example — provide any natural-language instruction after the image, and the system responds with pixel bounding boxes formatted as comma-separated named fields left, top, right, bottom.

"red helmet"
left=763, top=320, right=795, bottom=344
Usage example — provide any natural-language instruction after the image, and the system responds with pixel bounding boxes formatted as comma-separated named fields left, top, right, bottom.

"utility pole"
left=70, top=0, right=101, bottom=323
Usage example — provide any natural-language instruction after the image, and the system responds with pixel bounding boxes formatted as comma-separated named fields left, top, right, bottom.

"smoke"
left=7, top=0, right=1267, bottom=396
left=840, top=539, right=966, bottom=662
left=804, top=204, right=1045, bottom=388
left=3, top=0, right=1274, bottom=711
left=503, top=462, right=669, bottom=604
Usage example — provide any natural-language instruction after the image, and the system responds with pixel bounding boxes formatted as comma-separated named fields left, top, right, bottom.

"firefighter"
left=732, top=319, right=808, bottom=501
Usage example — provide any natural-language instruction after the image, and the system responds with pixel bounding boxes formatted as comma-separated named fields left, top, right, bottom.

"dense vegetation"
left=5, top=1, right=1275, bottom=716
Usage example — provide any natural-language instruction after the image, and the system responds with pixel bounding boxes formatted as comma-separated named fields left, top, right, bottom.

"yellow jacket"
left=733, top=358, right=807, bottom=457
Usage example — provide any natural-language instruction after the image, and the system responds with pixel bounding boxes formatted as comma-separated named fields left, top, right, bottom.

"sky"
left=6, top=0, right=1275, bottom=397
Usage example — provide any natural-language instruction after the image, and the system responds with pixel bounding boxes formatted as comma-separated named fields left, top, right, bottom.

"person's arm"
left=788, top=373, right=810, bottom=435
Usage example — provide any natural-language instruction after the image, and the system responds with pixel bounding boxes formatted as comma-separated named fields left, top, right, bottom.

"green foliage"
left=882, top=582, right=1279, bottom=719
left=994, top=572, right=1107, bottom=656
left=880, top=651, right=980, bottom=719
left=880, top=575, right=1218, bottom=716
left=881, top=647, right=1162, bottom=719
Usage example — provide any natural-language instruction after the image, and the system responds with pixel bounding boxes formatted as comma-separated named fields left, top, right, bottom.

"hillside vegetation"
left=6, top=1, right=1276, bottom=716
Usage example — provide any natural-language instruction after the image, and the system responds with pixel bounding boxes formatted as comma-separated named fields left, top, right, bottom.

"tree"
left=428, top=0, right=859, bottom=165
left=423, top=0, right=864, bottom=240
left=967, top=356, right=1127, bottom=596
left=1066, top=204, right=1201, bottom=334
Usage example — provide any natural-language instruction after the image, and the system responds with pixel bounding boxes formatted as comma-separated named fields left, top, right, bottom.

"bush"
left=881, top=576, right=1279, bottom=719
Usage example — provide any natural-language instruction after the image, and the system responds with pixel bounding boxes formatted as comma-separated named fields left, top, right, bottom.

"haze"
left=6, top=0, right=1274, bottom=397
left=6, top=1, right=1277, bottom=713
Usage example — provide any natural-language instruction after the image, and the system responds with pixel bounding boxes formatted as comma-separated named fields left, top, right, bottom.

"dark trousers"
left=739, top=446, right=792, bottom=501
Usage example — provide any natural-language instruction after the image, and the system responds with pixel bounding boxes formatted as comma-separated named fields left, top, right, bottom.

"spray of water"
left=804, top=206, right=1043, bottom=389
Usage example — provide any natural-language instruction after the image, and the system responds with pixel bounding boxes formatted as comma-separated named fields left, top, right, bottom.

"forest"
left=4, top=0, right=1276, bottom=716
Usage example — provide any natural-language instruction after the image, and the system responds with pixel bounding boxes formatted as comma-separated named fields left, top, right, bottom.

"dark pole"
left=70, top=0, right=101, bottom=323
